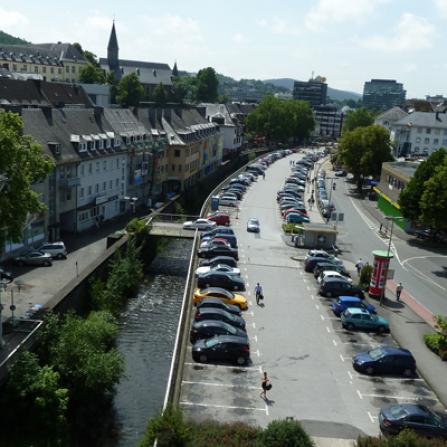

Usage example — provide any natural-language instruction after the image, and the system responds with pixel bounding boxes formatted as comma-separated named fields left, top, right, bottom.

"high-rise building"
left=293, top=78, right=327, bottom=107
left=362, top=79, right=406, bottom=111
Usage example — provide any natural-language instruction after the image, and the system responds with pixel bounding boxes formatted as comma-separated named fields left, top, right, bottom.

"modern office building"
left=362, top=79, right=406, bottom=111
left=313, top=104, right=343, bottom=139
left=293, top=78, right=327, bottom=107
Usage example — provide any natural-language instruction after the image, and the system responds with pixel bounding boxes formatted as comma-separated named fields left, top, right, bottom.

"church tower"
left=107, top=21, right=121, bottom=80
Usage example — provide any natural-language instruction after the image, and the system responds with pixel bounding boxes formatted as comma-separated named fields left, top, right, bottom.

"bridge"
left=146, top=213, right=200, bottom=239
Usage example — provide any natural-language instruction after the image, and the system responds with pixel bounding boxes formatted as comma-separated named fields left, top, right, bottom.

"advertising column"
left=368, top=250, right=394, bottom=298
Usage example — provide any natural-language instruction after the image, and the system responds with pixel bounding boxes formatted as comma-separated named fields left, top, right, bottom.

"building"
left=375, top=106, right=408, bottom=132
left=390, top=110, right=447, bottom=157
left=374, top=161, right=419, bottom=230
left=313, top=104, right=343, bottom=139
left=100, top=22, right=173, bottom=98
left=0, top=43, right=87, bottom=83
left=362, top=79, right=406, bottom=111
left=80, top=83, right=111, bottom=107
left=293, top=78, right=327, bottom=107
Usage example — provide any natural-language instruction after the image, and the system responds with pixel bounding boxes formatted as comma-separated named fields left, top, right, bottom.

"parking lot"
left=179, top=151, right=445, bottom=439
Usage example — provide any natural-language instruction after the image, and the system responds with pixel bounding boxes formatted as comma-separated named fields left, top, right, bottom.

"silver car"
left=14, top=250, right=53, bottom=267
left=38, top=241, right=67, bottom=259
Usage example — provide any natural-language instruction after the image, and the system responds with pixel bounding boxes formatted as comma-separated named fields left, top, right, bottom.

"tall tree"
left=342, top=108, right=375, bottom=133
left=284, top=99, right=315, bottom=142
left=172, top=76, right=196, bottom=103
left=195, top=67, right=219, bottom=102
left=398, top=148, right=447, bottom=222
left=0, top=112, right=55, bottom=250
left=116, top=73, right=144, bottom=107
left=338, top=124, right=393, bottom=191
left=79, top=63, right=106, bottom=84
left=153, top=82, right=167, bottom=105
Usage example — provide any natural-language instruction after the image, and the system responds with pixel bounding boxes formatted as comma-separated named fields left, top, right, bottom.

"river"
left=111, top=237, right=192, bottom=447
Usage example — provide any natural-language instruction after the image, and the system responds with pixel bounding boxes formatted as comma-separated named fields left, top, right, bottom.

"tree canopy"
left=79, top=63, right=106, bottom=84
left=153, top=82, right=167, bottom=105
left=116, top=73, right=144, bottom=107
left=246, top=95, right=314, bottom=144
left=342, top=108, right=375, bottom=133
left=338, top=124, right=393, bottom=189
left=0, top=112, right=55, bottom=250
left=196, top=67, right=219, bottom=102
left=398, top=148, right=447, bottom=222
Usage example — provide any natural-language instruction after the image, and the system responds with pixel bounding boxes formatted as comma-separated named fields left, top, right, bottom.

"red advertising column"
left=368, top=250, right=394, bottom=298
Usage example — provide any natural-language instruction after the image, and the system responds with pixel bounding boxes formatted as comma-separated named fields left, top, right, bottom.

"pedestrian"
left=379, top=223, right=383, bottom=233
left=262, top=171, right=265, bottom=180
left=355, top=258, right=364, bottom=275
left=255, top=282, right=263, bottom=305
left=260, top=371, right=271, bottom=400
left=396, top=282, right=403, bottom=302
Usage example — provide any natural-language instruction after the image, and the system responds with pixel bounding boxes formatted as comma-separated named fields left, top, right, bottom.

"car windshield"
left=389, top=406, right=408, bottom=419
left=223, top=323, right=237, bottom=335
left=369, top=348, right=385, bottom=360
left=204, top=337, right=220, bottom=348
left=249, top=219, right=259, bottom=225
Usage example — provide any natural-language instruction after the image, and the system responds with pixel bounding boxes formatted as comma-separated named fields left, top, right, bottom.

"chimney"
left=94, top=106, right=103, bottom=120
left=42, top=106, right=52, bottom=122
left=163, top=108, right=172, bottom=123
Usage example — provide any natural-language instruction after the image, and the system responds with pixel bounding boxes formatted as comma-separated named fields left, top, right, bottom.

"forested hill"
left=0, top=30, right=30, bottom=45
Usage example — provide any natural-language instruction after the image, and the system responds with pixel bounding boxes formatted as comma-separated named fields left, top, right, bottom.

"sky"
left=1, top=0, right=446, bottom=97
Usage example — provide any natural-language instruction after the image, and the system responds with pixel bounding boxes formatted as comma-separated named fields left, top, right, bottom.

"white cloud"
left=305, top=0, right=386, bottom=31
left=362, top=13, right=435, bottom=52
left=232, top=33, right=246, bottom=44
left=434, top=0, right=447, bottom=17
left=256, top=17, right=301, bottom=36
left=0, top=7, right=29, bottom=33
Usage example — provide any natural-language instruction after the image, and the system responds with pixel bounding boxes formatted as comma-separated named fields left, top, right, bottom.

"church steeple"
left=107, top=21, right=120, bottom=79
left=172, top=61, right=179, bottom=77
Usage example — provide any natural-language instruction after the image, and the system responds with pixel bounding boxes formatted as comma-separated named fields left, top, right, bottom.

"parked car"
left=199, top=256, right=237, bottom=269
left=201, top=226, right=234, bottom=241
left=331, top=296, right=376, bottom=317
left=318, top=270, right=352, bottom=284
left=197, top=245, right=239, bottom=260
left=199, top=238, right=231, bottom=250
left=353, top=346, right=416, bottom=376
left=197, top=271, right=245, bottom=291
left=313, top=262, right=350, bottom=279
left=319, top=278, right=364, bottom=298
left=0, top=267, right=13, bottom=282
left=192, top=335, right=250, bottom=365
left=193, top=287, right=248, bottom=310
left=14, top=250, right=53, bottom=267
left=183, top=218, right=216, bottom=231
left=226, top=189, right=243, bottom=200
left=219, top=197, right=238, bottom=207
left=190, top=320, right=248, bottom=343
left=341, top=308, right=389, bottom=333
left=195, top=264, right=240, bottom=277
left=286, top=213, right=310, bottom=224
left=194, top=307, right=246, bottom=330
left=334, top=170, right=347, bottom=177
left=207, top=212, right=230, bottom=226
left=196, top=298, right=242, bottom=316
left=247, top=218, right=260, bottom=233
left=304, top=255, right=343, bottom=272
left=211, top=234, right=238, bottom=248
left=37, top=241, right=67, bottom=259
left=283, top=208, right=308, bottom=218
left=379, top=404, right=447, bottom=438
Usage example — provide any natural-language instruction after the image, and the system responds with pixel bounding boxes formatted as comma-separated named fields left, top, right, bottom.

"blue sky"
left=1, top=0, right=446, bottom=97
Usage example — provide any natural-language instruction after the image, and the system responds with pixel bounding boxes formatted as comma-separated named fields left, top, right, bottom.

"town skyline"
left=1, top=0, right=447, bottom=98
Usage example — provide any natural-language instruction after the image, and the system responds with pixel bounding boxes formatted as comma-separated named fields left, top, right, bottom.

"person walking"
left=260, top=371, right=271, bottom=400
left=355, top=258, right=364, bottom=275
left=396, top=282, right=403, bottom=302
left=255, top=282, right=263, bottom=305
left=262, top=171, right=266, bottom=180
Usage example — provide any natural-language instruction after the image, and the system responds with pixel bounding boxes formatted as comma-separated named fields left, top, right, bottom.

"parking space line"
left=361, top=392, right=436, bottom=402
left=182, top=380, right=259, bottom=390
left=355, top=375, right=425, bottom=383
left=368, top=411, right=376, bottom=423
left=326, top=326, right=331, bottom=333
left=347, top=371, right=353, bottom=381
left=306, top=286, right=311, bottom=291
left=249, top=311, right=254, bottom=316
left=252, top=322, right=256, bottom=329
left=303, top=279, right=308, bottom=283
left=332, top=339, right=337, bottom=346
left=253, top=335, right=258, bottom=343
left=184, top=362, right=260, bottom=372
left=249, top=300, right=253, bottom=306
left=247, top=282, right=250, bottom=288
left=315, top=304, right=320, bottom=310
left=320, top=314, right=325, bottom=321
left=265, top=402, right=270, bottom=416
left=180, top=401, right=267, bottom=413
left=357, top=389, right=363, bottom=400
left=340, top=354, right=345, bottom=362
left=255, top=349, right=260, bottom=357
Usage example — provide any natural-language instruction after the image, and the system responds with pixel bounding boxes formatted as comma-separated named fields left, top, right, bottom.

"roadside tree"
left=0, top=112, right=55, bottom=250
left=116, top=73, right=144, bottom=107
left=399, top=148, right=447, bottom=222
left=342, top=108, right=375, bottom=133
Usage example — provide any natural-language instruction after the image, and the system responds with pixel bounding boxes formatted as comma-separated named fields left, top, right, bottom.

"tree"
left=260, top=419, right=314, bottom=447
left=338, top=124, right=393, bottom=191
left=398, top=148, right=447, bottom=222
left=420, top=157, right=447, bottom=229
left=196, top=67, right=219, bottom=102
left=342, top=108, right=375, bottom=133
left=171, top=76, right=196, bottom=103
left=0, top=112, right=55, bottom=250
left=116, top=73, right=144, bottom=107
left=154, top=82, right=167, bottom=105
left=284, top=99, right=315, bottom=142
left=79, top=63, right=106, bottom=84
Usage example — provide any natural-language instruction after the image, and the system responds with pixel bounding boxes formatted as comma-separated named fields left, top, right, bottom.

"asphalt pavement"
left=179, top=150, right=446, bottom=444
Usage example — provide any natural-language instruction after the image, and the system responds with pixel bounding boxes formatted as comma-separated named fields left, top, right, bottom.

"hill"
left=0, top=30, right=30, bottom=45
left=264, top=78, right=362, bottom=102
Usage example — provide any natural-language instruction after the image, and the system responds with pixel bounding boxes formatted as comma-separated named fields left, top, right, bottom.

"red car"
left=282, top=208, right=308, bottom=218
left=207, top=212, right=230, bottom=226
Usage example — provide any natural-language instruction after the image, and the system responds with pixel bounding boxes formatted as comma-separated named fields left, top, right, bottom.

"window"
left=13, top=64, right=17, bottom=71
left=424, top=137, right=430, bottom=144
left=103, top=181, right=106, bottom=191
left=66, top=65, right=70, bottom=73
left=426, top=128, right=431, bottom=134
left=172, top=164, right=175, bottom=172
left=72, top=66, right=76, bottom=73
left=59, top=166, right=65, bottom=179
left=95, top=184, right=99, bottom=193
left=435, top=129, right=441, bottom=135
left=116, top=178, right=119, bottom=188
left=66, top=189, right=71, bottom=201
left=110, top=160, right=113, bottom=170
left=34, top=66, right=38, bottom=73
left=58, top=67, right=62, bottom=74
left=174, top=149, right=181, bottom=157
left=178, top=164, right=182, bottom=172
left=414, top=146, right=420, bottom=152
left=415, top=137, right=421, bottom=143
left=88, top=162, right=92, bottom=174
left=88, top=185, right=92, bottom=196
left=96, top=161, right=100, bottom=172
left=42, top=66, right=46, bottom=73
left=434, top=138, right=439, bottom=145
left=109, top=180, right=113, bottom=189
left=116, top=159, right=119, bottom=169
left=103, top=160, right=107, bottom=171
left=80, top=187, right=84, bottom=198
left=417, top=127, right=423, bottom=133
left=50, top=67, right=54, bottom=74
left=443, top=139, right=447, bottom=145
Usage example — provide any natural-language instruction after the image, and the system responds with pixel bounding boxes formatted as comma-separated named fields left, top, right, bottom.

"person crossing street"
left=255, top=282, right=264, bottom=305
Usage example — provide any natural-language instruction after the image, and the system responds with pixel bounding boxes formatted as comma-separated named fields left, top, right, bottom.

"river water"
left=111, top=238, right=192, bottom=447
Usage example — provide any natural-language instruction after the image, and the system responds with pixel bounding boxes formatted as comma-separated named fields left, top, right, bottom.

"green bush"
left=259, top=419, right=314, bottom=447
left=425, top=332, right=442, bottom=354
left=356, top=429, right=447, bottom=446
left=424, top=315, right=447, bottom=360
left=359, top=263, right=373, bottom=290
left=127, top=217, right=150, bottom=235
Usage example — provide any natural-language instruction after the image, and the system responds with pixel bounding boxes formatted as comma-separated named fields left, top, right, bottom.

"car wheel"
left=366, top=366, right=374, bottom=375
left=403, top=368, right=415, bottom=377
left=346, top=323, right=355, bottom=331
left=45, top=261, right=51, bottom=266
left=236, top=356, right=246, bottom=365
left=57, top=253, right=64, bottom=259
left=199, top=354, right=208, bottom=363
left=377, top=326, right=386, bottom=334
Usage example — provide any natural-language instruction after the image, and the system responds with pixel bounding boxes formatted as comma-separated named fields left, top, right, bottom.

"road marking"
left=180, top=401, right=267, bottom=413
left=303, top=279, right=308, bottom=283
left=182, top=381, right=259, bottom=390
left=357, top=389, right=363, bottom=400
left=306, top=286, right=311, bottom=291
left=311, top=295, right=315, bottom=300
left=356, top=375, right=424, bottom=383
left=332, top=339, right=337, bottom=347
left=253, top=335, right=258, bottom=343
left=249, top=300, right=253, bottom=306
left=401, top=257, right=447, bottom=292
left=299, top=271, right=304, bottom=275
left=249, top=311, right=254, bottom=317
left=252, top=322, right=256, bottom=329
left=244, top=267, right=248, bottom=272
left=360, top=392, right=437, bottom=402
left=255, top=349, right=260, bottom=357
left=326, top=326, right=331, bottom=333
left=368, top=411, right=376, bottom=423
left=246, top=282, right=250, bottom=288
left=340, top=354, right=345, bottom=362
left=347, top=371, right=353, bottom=380
left=315, top=304, right=320, bottom=310
left=184, top=362, right=259, bottom=372
left=265, top=402, right=270, bottom=416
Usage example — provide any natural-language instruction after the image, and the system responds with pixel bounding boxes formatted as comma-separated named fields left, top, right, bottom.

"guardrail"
left=151, top=213, right=200, bottom=223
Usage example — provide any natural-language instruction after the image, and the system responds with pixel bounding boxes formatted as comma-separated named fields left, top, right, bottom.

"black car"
left=194, top=307, right=246, bottom=329
left=353, top=346, right=416, bottom=376
left=200, top=226, right=235, bottom=240
left=199, top=256, right=238, bottom=268
left=197, top=298, right=242, bottom=316
left=190, top=320, right=248, bottom=343
left=192, top=335, right=250, bottom=365
left=197, top=271, right=245, bottom=291
left=379, top=404, right=447, bottom=438
left=198, top=245, right=239, bottom=260
left=305, top=255, right=342, bottom=272
left=319, top=278, right=364, bottom=298
left=0, top=267, right=13, bottom=282
left=313, top=262, right=351, bottom=279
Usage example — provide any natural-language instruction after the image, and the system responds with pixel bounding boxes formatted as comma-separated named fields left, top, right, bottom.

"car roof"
left=323, top=277, right=349, bottom=284
left=381, top=346, right=413, bottom=356
left=395, top=404, right=431, bottom=416
left=209, top=256, right=234, bottom=262
left=345, top=307, right=369, bottom=315
left=199, top=297, right=231, bottom=305
left=339, top=296, right=361, bottom=303
left=201, top=287, right=233, bottom=295
left=193, top=320, right=229, bottom=328
left=212, top=335, right=249, bottom=344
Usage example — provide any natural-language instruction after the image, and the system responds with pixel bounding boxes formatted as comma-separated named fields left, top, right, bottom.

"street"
left=179, top=151, right=445, bottom=440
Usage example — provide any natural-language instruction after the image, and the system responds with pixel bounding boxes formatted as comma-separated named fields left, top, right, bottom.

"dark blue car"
left=332, top=296, right=376, bottom=317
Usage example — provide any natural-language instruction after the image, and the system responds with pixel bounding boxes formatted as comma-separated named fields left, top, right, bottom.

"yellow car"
left=193, top=287, right=248, bottom=310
